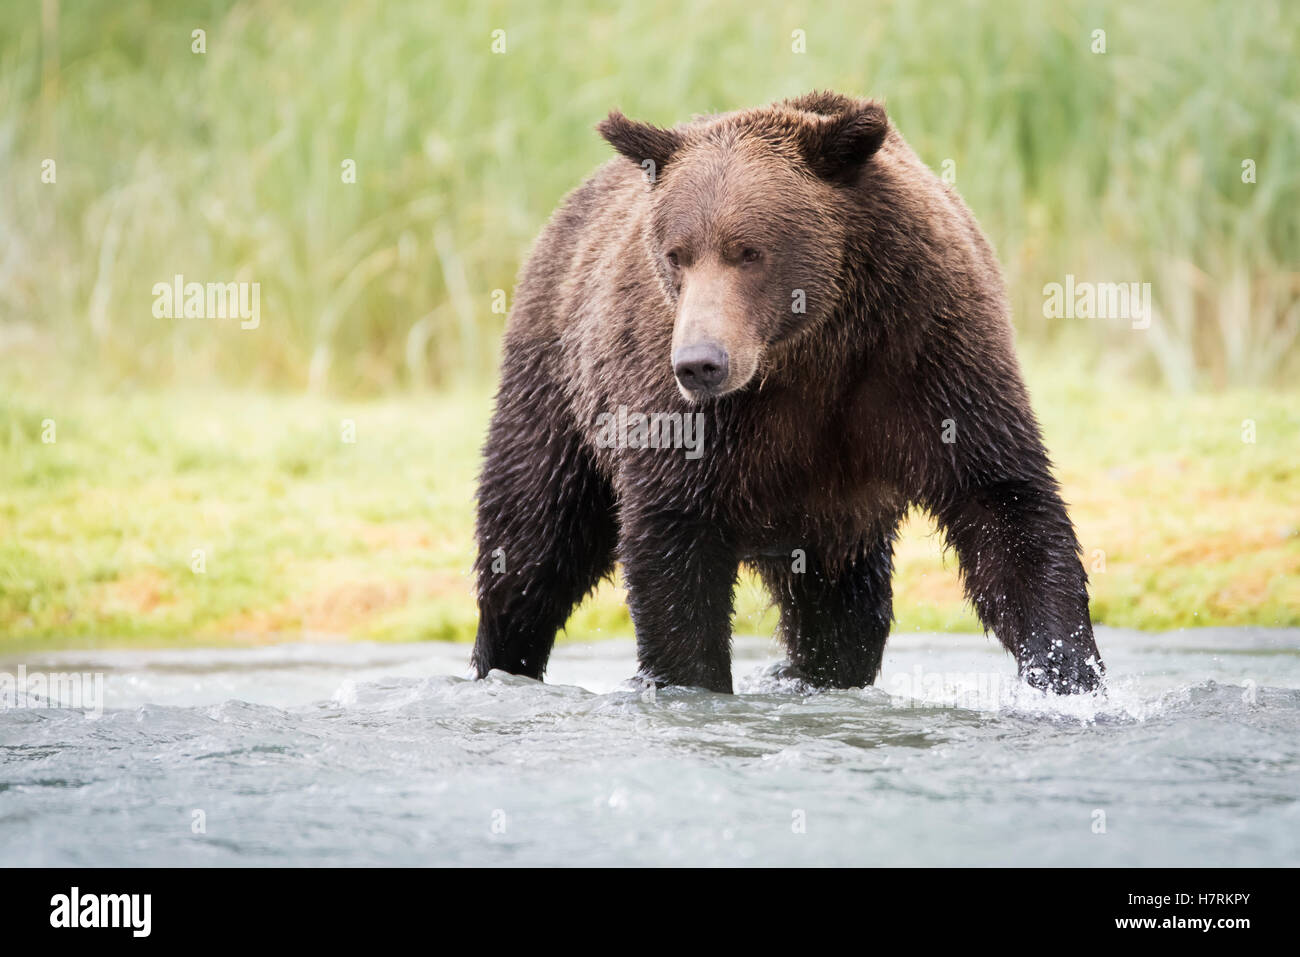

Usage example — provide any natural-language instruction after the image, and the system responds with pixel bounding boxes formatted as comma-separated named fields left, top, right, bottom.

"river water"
left=2, top=628, right=1297, bottom=866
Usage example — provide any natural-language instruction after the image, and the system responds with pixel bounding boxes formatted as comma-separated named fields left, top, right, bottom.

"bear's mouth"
left=675, top=375, right=752, bottom=404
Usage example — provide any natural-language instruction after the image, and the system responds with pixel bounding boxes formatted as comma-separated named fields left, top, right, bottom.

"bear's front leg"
left=619, top=505, right=739, bottom=693
left=934, top=479, right=1104, bottom=693
left=471, top=350, right=619, bottom=681
left=756, top=525, right=898, bottom=689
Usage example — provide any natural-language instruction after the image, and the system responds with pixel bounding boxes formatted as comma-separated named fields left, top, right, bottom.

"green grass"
left=1, top=0, right=1297, bottom=392
left=2, top=362, right=1296, bottom=654
left=0, top=0, right=1295, bottom=652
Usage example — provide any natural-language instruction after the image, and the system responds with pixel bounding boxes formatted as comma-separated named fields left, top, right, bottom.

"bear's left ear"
left=800, top=102, right=889, bottom=181
left=598, top=111, right=683, bottom=180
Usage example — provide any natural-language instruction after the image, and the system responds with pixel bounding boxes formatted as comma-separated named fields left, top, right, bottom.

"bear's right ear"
left=598, top=111, right=683, bottom=180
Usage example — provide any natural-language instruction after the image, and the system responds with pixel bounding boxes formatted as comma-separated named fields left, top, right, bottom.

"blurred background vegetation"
left=0, top=0, right=1296, bottom=650
left=3, top=0, right=1298, bottom=391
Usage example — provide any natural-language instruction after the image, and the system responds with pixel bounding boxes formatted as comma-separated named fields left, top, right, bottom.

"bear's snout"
left=670, top=266, right=761, bottom=400
left=672, top=342, right=729, bottom=395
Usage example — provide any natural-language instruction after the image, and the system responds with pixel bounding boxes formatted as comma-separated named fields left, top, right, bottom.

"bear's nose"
left=673, top=342, right=729, bottom=393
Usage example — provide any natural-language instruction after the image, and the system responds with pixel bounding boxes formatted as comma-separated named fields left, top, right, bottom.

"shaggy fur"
left=471, top=91, right=1104, bottom=694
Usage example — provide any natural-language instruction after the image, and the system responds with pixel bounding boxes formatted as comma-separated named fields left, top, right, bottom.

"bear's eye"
left=741, top=247, right=762, bottom=264
left=665, top=250, right=681, bottom=268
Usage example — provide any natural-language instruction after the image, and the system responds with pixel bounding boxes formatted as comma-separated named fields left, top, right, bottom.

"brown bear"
left=471, top=91, right=1104, bottom=695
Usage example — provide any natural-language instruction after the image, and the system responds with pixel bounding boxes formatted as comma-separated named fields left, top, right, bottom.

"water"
left=2, top=628, right=1298, bottom=866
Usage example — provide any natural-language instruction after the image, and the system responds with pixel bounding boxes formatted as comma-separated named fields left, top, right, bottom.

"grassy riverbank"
left=2, top=361, right=1296, bottom=654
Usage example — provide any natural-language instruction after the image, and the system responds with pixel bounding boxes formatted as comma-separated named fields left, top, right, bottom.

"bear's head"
left=599, top=93, right=889, bottom=402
